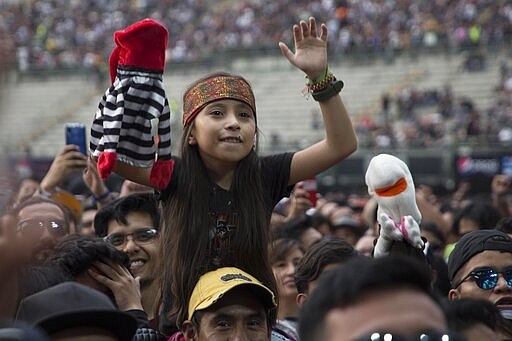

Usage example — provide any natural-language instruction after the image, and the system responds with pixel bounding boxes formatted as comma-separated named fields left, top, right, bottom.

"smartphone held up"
left=65, top=123, right=87, bottom=155
left=303, top=177, right=318, bottom=207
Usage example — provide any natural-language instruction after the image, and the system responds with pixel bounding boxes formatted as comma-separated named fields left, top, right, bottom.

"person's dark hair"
left=158, top=72, right=278, bottom=326
left=442, top=298, right=499, bottom=333
left=294, top=237, right=358, bottom=294
left=497, top=217, right=512, bottom=235
left=425, top=250, right=451, bottom=297
left=329, top=216, right=366, bottom=239
left=19, top=266, right=69, bottom=299
left=298, top=255, right=435, bottom=341
left=422, top=221, right=446, bottom=246
left=451, top=200, right=502, bottom=236
left=269, top=238, right=303, bottom=265
left=94, top=192, right=160, bottom=237
left=272, top=215, right=319, bottom=242
left=44, top=234, right=130, bottom=278
left=306, top=210, right=331, bottom=229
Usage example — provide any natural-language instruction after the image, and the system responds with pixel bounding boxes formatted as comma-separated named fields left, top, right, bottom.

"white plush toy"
left=365, top=153, right=424, bottom=257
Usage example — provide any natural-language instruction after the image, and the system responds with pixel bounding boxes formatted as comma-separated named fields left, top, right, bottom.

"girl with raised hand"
left=112, top=17, right=357, bottom=327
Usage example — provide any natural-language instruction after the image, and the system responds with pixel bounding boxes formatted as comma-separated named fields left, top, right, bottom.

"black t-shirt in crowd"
left=158, top=152, right=294, bottom=265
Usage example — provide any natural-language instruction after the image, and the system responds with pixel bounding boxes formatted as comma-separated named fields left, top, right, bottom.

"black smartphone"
left=65, top=123, right=87, bottom=155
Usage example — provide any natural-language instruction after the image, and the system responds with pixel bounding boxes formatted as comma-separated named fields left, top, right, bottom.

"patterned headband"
left=183, top=75, right=256, bottom=126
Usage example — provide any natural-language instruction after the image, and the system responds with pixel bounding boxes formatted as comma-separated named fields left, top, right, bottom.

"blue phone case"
left=65, top=123, right=87, bottom=155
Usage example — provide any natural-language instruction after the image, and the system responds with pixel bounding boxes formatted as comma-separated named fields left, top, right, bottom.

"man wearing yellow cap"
left=173, top=267, right=279, bottom=341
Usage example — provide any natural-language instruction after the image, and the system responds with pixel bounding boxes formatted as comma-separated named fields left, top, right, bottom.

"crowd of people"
left=352, top=72, right=512, bottom=150
left=1, top=0, right=511, bottom=71
left=1, top=11, right=512, bottom=341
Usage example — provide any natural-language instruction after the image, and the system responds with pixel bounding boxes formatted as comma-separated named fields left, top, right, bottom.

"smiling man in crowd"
left=94, top=192, right=161, bottom=326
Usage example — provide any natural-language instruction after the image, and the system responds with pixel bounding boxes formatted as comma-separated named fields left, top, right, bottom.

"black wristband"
left=312, top=79, right=344, bottom=102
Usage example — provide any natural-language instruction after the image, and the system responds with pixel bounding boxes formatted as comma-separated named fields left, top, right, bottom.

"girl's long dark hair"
left=156, top=72, right=278, bottom=327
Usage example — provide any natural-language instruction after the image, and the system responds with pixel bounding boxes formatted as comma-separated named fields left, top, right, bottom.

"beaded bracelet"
left=306, top=68, right=336, bottom=93
left=307, top=67, right=330, bottom=84
left=309, top=73, right=336, bottom=93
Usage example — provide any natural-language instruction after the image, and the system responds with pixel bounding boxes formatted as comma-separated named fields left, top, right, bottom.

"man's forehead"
left=465, top=250, right=512, bottom=269
left=207, top=302, right=267, bottom=319
left=204, top=288, right=266, bottom=315
left=107, top=211, right=154, bottom=232
left=18, top=202, right=65, bottom=219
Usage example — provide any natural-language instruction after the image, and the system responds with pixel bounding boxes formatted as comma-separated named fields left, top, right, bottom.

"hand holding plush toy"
left=365, top=153, right=424, bottom=257
left=90, top=18, right=174, bottom=189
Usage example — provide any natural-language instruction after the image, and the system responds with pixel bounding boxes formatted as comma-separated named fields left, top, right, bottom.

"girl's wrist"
left=306, top=67, right=329, bottom=84
left=304, top=67, right=344, bottom=102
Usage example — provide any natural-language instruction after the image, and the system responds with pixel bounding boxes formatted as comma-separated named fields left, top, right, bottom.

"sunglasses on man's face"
left=103, top=228, right=158, bottom=247
left=456, top=267, right=512, bottom=290
left=17, top=219, right=68, bottom=237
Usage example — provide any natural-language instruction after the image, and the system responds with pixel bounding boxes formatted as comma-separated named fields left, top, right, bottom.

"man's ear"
left=296, top=293, right=308, bottom=307
left=182, top=321, right=197, bottom=340
left=448, top=288, right=460, bottom=300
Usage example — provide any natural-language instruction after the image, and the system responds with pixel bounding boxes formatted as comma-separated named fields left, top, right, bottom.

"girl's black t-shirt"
left=158, top=152, right=295, bottom=264
left=158, top=152, right=294, bottom=212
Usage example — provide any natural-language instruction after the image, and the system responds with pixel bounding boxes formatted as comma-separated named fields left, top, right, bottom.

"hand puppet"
left=365, top=153, right=424, bottom=257
left=90, top=18, right=173, bottom=189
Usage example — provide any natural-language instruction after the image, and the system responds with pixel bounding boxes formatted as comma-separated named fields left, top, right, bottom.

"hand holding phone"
left=65, top=123, right=87, bottom=155
left=302, top=177, right=318, bottom=207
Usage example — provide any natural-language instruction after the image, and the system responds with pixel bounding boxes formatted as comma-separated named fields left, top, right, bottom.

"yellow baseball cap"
left=187, top=267, right=277, bottom=320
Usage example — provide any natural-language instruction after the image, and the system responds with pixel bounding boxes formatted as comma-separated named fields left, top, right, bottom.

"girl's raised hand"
left=278, top=17, right=328, bottom=80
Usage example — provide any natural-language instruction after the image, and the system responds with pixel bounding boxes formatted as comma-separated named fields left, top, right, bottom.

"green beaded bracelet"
left=312, top=80, right=344, bottom=102
left=307, top=68, right=330, bottom=85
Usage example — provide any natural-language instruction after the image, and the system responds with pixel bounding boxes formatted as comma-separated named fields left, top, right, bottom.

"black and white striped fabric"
left=90, top=66, right=172, bottom=167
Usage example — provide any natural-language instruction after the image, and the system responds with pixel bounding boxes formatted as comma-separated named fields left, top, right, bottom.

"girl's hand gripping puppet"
left=90, top=18, right=174, bottom=189
left=365, top=153, right=424, bottom=257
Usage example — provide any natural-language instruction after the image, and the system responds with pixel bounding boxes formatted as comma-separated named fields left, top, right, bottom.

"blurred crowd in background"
left=0, top=0, right=511, bottom=70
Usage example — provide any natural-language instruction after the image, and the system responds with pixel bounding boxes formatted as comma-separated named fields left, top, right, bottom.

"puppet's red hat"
left=109, top=18, right=168, bottom=83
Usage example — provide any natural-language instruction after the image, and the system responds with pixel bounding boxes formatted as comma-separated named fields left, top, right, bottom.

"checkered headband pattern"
left=90, top=66, right=172, bottom=167
left=183, top=75, right=256, bottom=126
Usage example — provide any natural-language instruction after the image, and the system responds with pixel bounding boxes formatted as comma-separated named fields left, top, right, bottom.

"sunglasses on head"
left=456, top=267, right=512, bottom=290
left=17, top=219, right=68, bottom=237
left=104, top=228, right=158, bottom=247
left=356, top=331, right=465, bottom=341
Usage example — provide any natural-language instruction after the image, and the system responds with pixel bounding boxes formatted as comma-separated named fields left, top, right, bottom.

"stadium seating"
left=0, top=50, right=503, bottom=158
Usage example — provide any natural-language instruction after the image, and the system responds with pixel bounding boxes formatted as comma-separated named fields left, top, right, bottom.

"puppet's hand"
left=401, top=215, right=424, bottom=249
left=373, top=213, right=401, bottom=258
left=378, top=213, right=403, bottom=241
